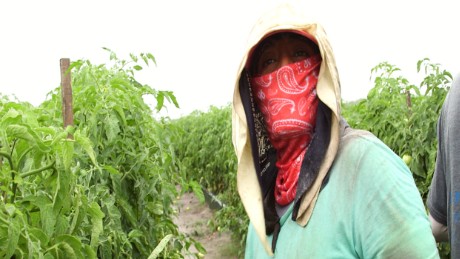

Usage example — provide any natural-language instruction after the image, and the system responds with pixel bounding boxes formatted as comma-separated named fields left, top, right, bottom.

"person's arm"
left=427, top=107, right=449, bottom=244
left=428, top=213, right=449, bottom=242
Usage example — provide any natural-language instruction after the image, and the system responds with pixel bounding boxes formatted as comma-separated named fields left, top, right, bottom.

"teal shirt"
left=245, top=131, right=439, bottom=259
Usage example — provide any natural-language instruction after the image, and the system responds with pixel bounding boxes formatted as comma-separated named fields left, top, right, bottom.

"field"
left=0, top=50, right=452, bottom=258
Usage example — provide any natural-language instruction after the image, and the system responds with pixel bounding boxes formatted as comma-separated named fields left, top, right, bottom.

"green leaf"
left=103, top=165, right=120, bottom=175
left=6, top=215, right=20, bottom=258
left=155, top=92, right=165, bottom=111
left=110, top=77, right=132, bottom=89
left=6, top=124, right=50, bottom=152
left=148, top=202, right=164, bottom=216
left=41, top=203, right=56, bottom=237
left=50, top=130, right=69, bottom=147
left=6, top=124, right=34, bottom=142
left=87, top=202, right=104, bottom=248
left=162, top=91, right=180, bottom=109
left=133, top=65, right=143, bottom=71
left=100, top=237, right=113, bottom=259
left=59, top=241, right=78, bottom=259
left=61, top=139, right=74, bottom=172
left=69, top=188, right=88, bottom=235
left=82, top=244, right=97, bottom=259
left=130, top=53, right=138, bottom=62
left=5, top=203, right=16, bottom=216
left=53, top=158, right=72, bottom=214
left=147, top=53, right=157, bottom=65
left=140, top=53, right=149, bottom=65
left=128, top=229, right=143, bottom=239
left=147, top=234, right=173, bottom=259
left=1, top=107, right=22, bottom=126
left=189, top=181, right=205, bottom=203
left=104, top=113, right=120, bottom=143
left=116, top=197, right=138, bottom=228
left=194, top=240, right=207, bottom=254
left=55, top=214, right=70, bottom=236
left=112, top=105, right=127, bottom=127
left=29, top=227, right=50, bottom=247
left=73, top=131, right=98, bottom=166
left=54, top=234, right=84, bottom=258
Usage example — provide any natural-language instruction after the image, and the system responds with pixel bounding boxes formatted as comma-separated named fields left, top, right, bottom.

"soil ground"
left=173, top=190, right=239, bottom=259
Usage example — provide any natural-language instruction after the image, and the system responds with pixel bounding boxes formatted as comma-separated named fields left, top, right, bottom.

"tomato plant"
left=0, top=49, right=203, bottom=258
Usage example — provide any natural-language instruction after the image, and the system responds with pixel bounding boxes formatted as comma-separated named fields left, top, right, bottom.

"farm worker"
left=231, top=3, right=439, bottom=258
left=428, top=72, right=460, bottom=258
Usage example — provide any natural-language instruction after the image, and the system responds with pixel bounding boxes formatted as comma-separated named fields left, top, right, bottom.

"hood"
left=231, top=3, right=341, bottom=255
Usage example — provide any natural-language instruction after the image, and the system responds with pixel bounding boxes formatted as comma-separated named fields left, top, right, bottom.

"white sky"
left=1, top=0, right=459, bottom=118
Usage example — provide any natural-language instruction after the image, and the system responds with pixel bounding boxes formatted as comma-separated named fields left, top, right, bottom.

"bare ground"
left=173, top=190, right=239, bottom=259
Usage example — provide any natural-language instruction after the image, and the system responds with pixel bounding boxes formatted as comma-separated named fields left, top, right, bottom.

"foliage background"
left=0, top=49, right=203, bottom=258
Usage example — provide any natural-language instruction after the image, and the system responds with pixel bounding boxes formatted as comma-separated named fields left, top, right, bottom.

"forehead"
left=258, top=32, right=310, bottom=48
left=251, top=32, right=315, bottom=60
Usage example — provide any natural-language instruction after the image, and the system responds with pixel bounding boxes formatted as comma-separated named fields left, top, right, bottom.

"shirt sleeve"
left=427, top=73, right=460, bottom=258
left=427, top=115, right=448, bottom=226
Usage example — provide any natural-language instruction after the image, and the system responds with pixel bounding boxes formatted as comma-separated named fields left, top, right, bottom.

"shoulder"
left=441, top=72, right=460, bottom=119
left=331, top=126, right=414, bottom=190
left=338, top=127, right=403, bottom=168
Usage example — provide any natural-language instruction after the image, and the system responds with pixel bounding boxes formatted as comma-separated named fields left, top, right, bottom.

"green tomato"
left=402, top=154, right=412, bottom=165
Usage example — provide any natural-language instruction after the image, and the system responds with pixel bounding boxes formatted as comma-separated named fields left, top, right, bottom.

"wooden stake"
left=60, top=58, right=74, bottom=139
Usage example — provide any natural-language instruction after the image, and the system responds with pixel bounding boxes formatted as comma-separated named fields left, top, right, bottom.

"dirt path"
left=173, top=190, right=239, bottom=259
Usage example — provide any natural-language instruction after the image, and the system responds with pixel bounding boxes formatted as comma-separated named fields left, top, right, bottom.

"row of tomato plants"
left=0, top=49, right=204, bottom=258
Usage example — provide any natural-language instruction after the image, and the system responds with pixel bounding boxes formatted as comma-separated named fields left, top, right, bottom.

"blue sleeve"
left=427, top=115, right=447, bottom=226
left=428, top=72, right=460, bottom=257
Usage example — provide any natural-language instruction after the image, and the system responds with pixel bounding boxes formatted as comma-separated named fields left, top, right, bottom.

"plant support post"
left=60, top=58, right=74, bottom=139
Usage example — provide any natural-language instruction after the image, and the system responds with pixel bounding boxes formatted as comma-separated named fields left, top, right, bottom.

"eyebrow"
left=257, top=41, right=274, bottom=57
left=250, top=32, right=317, bottom=75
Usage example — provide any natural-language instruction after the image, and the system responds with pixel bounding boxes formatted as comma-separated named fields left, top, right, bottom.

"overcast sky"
left=1, top=0, right=459, bottom=118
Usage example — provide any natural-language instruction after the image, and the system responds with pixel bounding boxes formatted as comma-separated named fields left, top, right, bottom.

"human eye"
left=257, top=50, right=277, bottom=68
left=261, top=57, right=276, bottom=67
left=254, top=57, right=277, bottom=76
left=294, top=50, right=309, bottom=58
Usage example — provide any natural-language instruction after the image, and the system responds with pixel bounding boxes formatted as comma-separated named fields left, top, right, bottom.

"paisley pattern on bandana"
left=251, top=54, right=321, bottom=205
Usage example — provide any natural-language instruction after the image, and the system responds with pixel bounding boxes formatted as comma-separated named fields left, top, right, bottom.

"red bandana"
left=251, top=54, right=322, bottom=205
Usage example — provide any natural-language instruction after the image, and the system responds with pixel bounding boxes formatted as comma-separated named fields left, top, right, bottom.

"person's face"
left=252, top=33, right=318, bottom=76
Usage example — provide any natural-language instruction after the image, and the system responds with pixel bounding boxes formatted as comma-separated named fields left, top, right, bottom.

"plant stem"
left=0, top=151, right=13, bottom=169
left=21, top=161, right=56, bottom=178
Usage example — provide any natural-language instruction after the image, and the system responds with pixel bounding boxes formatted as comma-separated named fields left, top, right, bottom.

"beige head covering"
left=232, top=3, right=342, bottom=255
